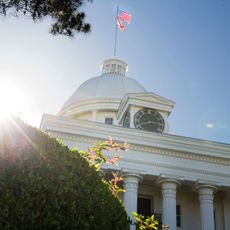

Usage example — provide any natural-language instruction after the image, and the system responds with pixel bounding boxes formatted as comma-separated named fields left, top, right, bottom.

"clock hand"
left=140, top=121, right=158, bottom=125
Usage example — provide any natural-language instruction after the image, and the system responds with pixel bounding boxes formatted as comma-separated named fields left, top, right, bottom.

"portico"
left=120, top=173, right=225, bottom=230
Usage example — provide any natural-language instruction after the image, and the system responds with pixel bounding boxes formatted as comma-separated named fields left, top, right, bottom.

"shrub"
left=0, top=117, right=129, bottom=230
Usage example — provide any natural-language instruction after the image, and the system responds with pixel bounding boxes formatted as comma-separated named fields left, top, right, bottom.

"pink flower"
left=107, top=154, right=120, bottom=166
left=87, top=150, right=96, bottom=160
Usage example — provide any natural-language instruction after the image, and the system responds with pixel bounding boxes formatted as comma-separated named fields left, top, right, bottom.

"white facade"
left=40, top=58, right=230, bottom=230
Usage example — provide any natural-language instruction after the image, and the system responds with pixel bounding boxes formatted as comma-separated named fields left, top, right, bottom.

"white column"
left=158, top=178, right=180, bottom=230
left=196, top=185, right=216, bottom=230
left=123, top=173, right=142, bottom=230
left=129, top=109, right=135, bottom=128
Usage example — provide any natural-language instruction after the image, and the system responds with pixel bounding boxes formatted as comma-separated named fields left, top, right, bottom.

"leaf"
left=132, top=212, right=138, bottom=217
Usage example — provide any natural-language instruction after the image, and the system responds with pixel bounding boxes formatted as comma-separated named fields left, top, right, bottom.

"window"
left=105, top=118, right=113, bottom=125
left=138, top=196, right=162, bottom=228
left=117, top=64, right=122, bottom=74
left=111, top=64, right=116, bottom=73
left=105, top=64, right=110, bottom=72
left=176, top=205, right=181, bottom=227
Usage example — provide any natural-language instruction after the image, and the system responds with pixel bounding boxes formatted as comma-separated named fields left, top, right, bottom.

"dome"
left=61, top=59, right=147, bottom=111
left=62, top=74, right=147, bottom=108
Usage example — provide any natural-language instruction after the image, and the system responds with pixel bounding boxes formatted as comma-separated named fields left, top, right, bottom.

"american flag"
left=117, top=9, right=132, bottom=24
left=116, top=18, right=125, bottom=31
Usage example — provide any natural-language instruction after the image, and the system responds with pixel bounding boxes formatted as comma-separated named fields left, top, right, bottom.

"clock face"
left=134, top=108, right=164, bottom=133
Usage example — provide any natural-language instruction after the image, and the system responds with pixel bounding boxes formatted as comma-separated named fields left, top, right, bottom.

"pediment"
left=124, top=92, right=175, bottom=106
left=117, top=93, right=175, bottom=120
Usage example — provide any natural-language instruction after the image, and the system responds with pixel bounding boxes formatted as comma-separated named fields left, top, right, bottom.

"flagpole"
left=114, top=6, right=119, bottom=56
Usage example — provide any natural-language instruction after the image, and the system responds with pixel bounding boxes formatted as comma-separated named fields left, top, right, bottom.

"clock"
left=134, top=108, right=164, bottom=133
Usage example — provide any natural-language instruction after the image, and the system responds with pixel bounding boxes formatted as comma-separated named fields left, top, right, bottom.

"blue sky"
left=0, top=0, right=230, bottom=143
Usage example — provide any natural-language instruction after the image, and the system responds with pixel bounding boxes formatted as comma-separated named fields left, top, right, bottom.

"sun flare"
left=0, top=79, right=29, bottom=119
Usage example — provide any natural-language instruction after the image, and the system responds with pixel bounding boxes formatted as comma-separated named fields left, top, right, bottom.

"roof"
left=61, top=73, right=147, bottom=110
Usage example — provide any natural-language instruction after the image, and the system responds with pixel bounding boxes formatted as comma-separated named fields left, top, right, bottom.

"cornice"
left=130, top=144, right=230, bottom=166
left=49, top=131, right=230, bottom=167
left=120, top=92, right=175, bottom=107
left=51, top=132, right=99, bottom=145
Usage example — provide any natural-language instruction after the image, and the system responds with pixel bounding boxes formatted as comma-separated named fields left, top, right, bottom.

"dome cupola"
left=100, top=58, right=128, bottom=76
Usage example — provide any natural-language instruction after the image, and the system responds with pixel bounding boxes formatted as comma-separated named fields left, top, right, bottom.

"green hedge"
left=0, top=117, right=129, bottom=230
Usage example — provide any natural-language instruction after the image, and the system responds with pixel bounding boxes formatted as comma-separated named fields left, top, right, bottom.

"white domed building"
left=41, top=58, right=230, bottom=230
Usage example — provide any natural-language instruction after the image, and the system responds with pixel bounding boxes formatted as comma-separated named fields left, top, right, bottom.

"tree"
left=0, top=117, right=129, bottom=229
left=0, top=0, right=93, bottom=36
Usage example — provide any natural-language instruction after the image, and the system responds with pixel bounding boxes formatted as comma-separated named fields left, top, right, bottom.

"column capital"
left=156, top=175, right=182, bottom=187
left=122, top=172, right=142, bottom=193
left=193, top=181, right=218, bottom=193
left=121, top=172, right=143, bottom=182
left=194, top=183, right=217, bottom=206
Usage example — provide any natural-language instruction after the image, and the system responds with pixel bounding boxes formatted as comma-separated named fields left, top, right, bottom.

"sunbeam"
left=0, top=79, right=29, bottom=120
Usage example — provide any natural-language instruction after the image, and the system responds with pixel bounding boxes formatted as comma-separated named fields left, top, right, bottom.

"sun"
left=0, top=79, right=29, bottom=119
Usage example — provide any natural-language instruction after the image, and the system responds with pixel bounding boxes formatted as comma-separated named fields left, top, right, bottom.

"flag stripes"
left=116, top=18, right=125, bottom=31
left=118, top=10, right=132, bottom=24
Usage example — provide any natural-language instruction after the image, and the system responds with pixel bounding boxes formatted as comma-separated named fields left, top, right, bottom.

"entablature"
left=40, top=114, right=230, bottom=187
